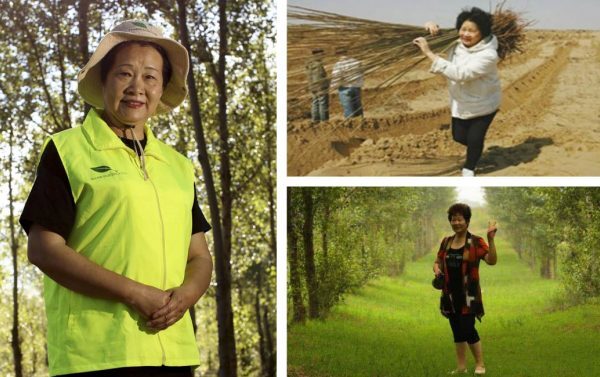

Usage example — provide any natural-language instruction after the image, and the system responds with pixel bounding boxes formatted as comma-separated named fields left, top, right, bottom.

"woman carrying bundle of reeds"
left=414, top=7, right=501, bottom=177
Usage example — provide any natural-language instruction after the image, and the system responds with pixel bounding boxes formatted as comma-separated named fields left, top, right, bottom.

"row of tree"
left=287, top=187, right=456, bottom=323
left=288, top=187, right=600, bottom=326
left=485, top=187, right=600, bottom=299
left=0, top=1, right=275, bottom=376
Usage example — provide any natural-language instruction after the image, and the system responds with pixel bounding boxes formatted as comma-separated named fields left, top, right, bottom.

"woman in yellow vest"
left=20, top=20, right=213, bottom=377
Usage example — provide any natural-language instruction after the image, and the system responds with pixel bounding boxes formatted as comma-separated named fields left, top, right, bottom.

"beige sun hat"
left=77, top=20, right=189, bottom=114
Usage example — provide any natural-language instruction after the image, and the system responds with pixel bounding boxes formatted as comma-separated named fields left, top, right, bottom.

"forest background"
left=288, top=186, right=600, bottom=322
left=0, top=1, right=276, bottom=376
left=288, top=187, right=600, bottom=376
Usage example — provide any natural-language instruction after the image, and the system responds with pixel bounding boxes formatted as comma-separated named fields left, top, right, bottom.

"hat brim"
left=78, top=31, right=189, bottom=115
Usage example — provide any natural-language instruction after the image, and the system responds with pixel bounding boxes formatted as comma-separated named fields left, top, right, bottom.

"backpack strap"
left=439, top=236, right=452, bottom=267
left=439, top=236, right=454, bottom=293
left=443, top=235, right=453, bottom=252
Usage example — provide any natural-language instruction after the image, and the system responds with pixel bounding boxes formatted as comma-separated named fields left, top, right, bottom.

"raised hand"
left=487, top=220, right=498, bottom=239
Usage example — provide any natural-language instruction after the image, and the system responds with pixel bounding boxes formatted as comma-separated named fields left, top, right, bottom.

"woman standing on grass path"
left=413, top=7, right=501, bottom=177
left=433, top=203, right=497, bottom=375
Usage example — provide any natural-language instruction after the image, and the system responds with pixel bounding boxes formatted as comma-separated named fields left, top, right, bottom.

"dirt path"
left=486, top=33, right=600, bottom=175
left=287, top=31, right=600, bottom=176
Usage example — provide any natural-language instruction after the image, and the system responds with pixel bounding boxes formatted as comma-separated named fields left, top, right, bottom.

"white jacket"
left=331, top=56, right=364, bottom=88
left=431, top=35, right=501, bottom=119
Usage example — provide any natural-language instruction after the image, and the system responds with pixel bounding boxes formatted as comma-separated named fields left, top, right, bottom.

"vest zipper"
left=148, top=176, right=168, bottom=365
left=135, top=151, right=168, bottom=365
left=149, top=175, right=167, bottom=365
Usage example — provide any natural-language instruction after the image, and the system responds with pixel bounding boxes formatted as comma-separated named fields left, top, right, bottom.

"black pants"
left=448, top=313, right=480, bottom=344
left=451, top=111, right=497, bottom=171
left=59, top=366, right=193, bottom=377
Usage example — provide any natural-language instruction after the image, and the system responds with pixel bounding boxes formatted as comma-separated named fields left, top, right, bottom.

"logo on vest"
left=91, top=165, right=121, bottom=180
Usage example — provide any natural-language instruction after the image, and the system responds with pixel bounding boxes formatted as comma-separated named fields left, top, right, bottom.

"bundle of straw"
left=492, top=1, right=533, bottom=59
left=288, top=2, right=532, bottom=108
left=288, top=5, right=457, bottom=91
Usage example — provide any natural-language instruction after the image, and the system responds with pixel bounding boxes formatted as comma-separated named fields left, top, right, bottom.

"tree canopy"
left=289, top=187, right=600, bottom=325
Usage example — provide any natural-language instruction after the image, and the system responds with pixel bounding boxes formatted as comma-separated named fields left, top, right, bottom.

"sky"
left=456, top=186, right=486, bottom=206
left=289, top=0, right=600, bottom=30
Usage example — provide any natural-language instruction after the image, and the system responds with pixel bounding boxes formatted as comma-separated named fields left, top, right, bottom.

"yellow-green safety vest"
left=44, top=109, right=200, bottom=375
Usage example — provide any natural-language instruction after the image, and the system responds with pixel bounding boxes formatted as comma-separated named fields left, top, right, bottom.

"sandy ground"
left=287, top=30, right=600, bottom=176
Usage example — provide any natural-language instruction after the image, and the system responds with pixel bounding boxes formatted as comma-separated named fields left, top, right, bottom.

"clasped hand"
left=130, top=284, right=193, bottom=331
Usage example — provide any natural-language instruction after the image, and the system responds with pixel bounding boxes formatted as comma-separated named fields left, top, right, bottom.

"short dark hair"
left=447, top=203, right=472, bottom=223
left=100, top=41, right=172, bottom=89
left=455, top=7, right=493, bottom=38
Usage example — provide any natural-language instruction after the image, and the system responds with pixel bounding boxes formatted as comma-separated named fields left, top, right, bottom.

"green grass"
left=288, top=238, right=600, bottom=377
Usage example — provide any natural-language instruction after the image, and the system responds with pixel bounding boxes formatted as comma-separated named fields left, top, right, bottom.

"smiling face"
left=459, top=20, right=483, bottom=48
left=102, top=44, right=164, bottom=128
left=450, top=213, right=469, bottom=235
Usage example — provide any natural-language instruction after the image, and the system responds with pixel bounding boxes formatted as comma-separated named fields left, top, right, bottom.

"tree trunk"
left=425, top=214, right=434, bottom=253
left=264, top=118, right=276, bottom=377
left=51, top=1, right=71, bottom=129
left=288, top=188, right=306, bottom=323
left=262, top=306, right=275, bottom=377
left=78, top=0, right=92, bottom=117
left=319, top=199, right=330, bottom=284
left=215, top=1, right=237, bottom=375
left=190, top=305, right=198, bottom=335
left=266, top=145, right=276, bottom=259
left=264, top=92, right=276, bottom=377
left=553, top=248, right=558, bottom=279
left=302, top=188, right=318, bottom=319
left=11, top=5, right=63, bottom=132
left=254, top=275, right=266, bottom=376
left=540, top=255, right=551, bottom=279
left=322, top=200, right=330, bottom=271
left=255, top=269, right=274, bottom=377
left=175, top=1, right=237, bottom=375
left=9, top=126, right=23, bottom=377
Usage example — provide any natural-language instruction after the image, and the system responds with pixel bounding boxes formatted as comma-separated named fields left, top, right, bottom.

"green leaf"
left=91, top=166, right=112, bottom=173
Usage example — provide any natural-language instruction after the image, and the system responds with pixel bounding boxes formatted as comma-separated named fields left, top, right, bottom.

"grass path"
left=288, top=238, right=600, bottom=376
